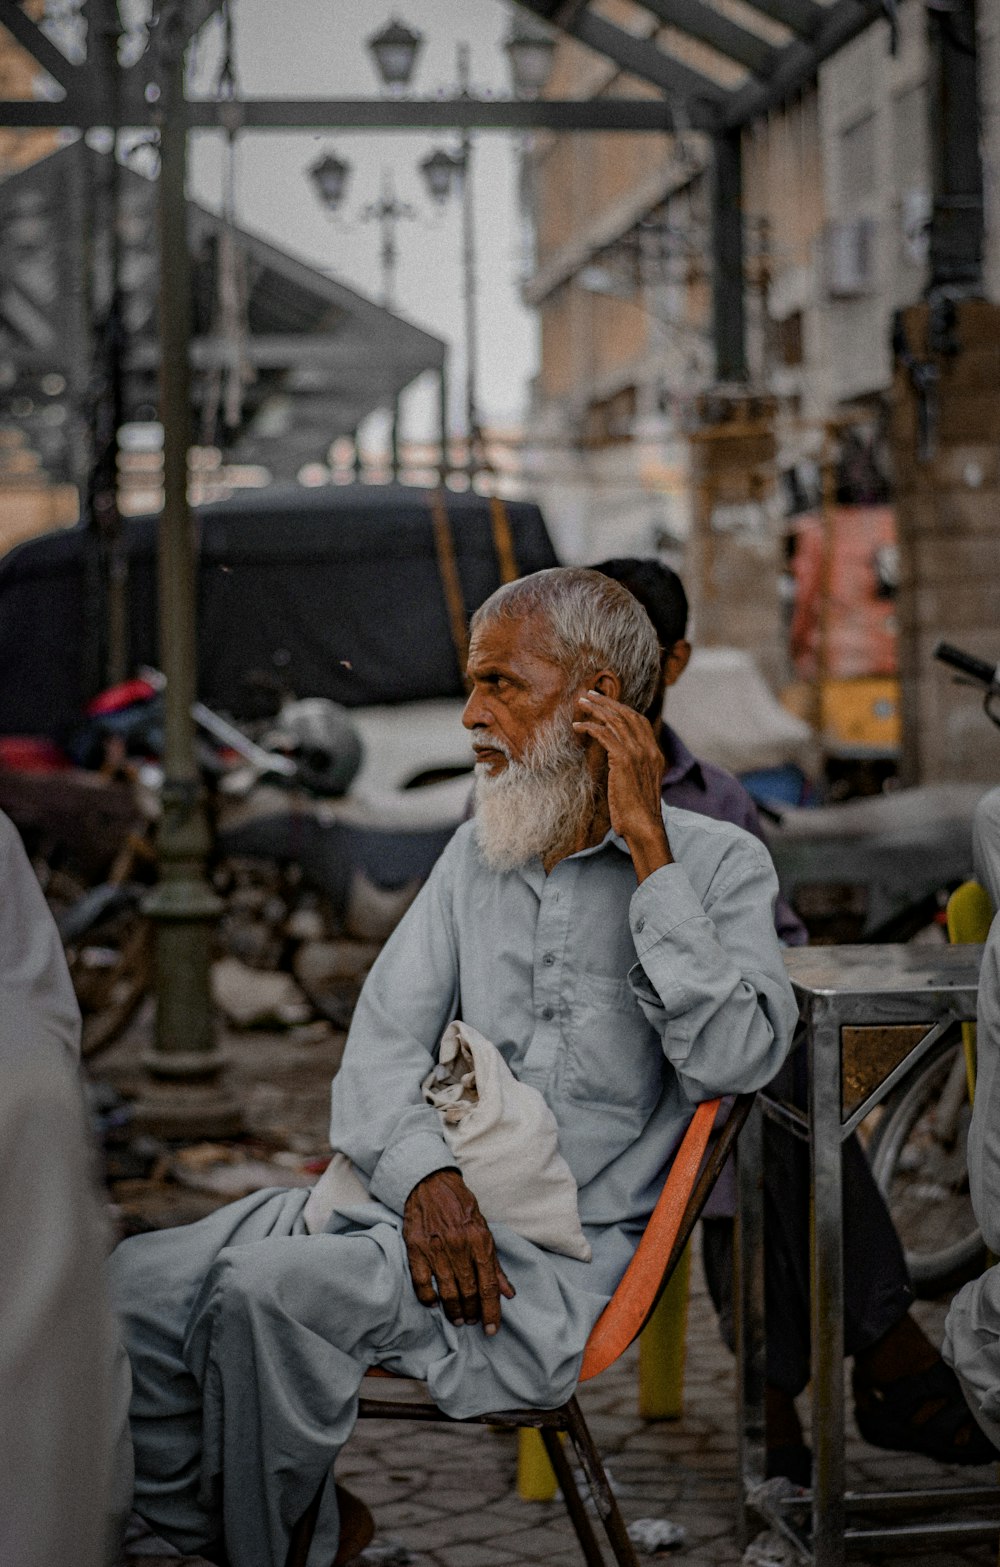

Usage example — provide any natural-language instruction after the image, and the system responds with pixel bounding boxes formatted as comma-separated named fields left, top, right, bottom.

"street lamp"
left=360, top=170, right=417, bottom=311
left=367, top=17, right=423, bottom=92
left=504, top=16, right=556, bottom=99
left=308, top=153, right=418, bottom=478
left=415, top=44, right=484, bottom=481
left=419, top=148, right=464, bottom=206
left=308, top=150, right=351, bottom=212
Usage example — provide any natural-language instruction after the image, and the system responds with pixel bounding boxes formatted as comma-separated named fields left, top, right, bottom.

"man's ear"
left=588, top=669, right=622, bottom=701
left=662, top=640, right=691, bottom=690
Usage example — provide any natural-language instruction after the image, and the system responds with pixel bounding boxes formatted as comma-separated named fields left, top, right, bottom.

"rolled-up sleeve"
left=626, top=842, right=797, bottom=1102
left=328, top=835, right=464, bottom=1213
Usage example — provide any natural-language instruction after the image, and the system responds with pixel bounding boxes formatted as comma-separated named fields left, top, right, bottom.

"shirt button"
left=635, top=917, right=645, bottom=933
left=543, top=952, right=555, bottom=966
left=541, top=1005, right=555, bottom=1020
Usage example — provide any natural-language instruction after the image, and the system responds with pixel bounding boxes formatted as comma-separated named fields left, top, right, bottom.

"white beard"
left=472, top=706, right=597, bottom=873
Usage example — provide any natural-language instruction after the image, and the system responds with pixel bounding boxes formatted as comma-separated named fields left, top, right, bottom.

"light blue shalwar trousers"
left=111, top=806, right=796, bottom=1567
left=110, top=1188, right=627, bottom=1567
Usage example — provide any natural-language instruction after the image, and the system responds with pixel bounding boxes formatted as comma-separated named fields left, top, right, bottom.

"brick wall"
left=892, top=300, right=1000, bottom=783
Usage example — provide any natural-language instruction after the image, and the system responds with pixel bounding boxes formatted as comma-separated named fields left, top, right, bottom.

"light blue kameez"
left=110, top=804, right=797, bottom=1567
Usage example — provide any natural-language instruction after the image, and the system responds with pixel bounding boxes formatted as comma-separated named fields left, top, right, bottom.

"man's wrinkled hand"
left=403, top=1168, right=515, bottom=1336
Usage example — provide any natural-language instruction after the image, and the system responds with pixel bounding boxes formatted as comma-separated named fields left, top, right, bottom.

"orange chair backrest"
left=579, top=1097, right=720, bottom=1383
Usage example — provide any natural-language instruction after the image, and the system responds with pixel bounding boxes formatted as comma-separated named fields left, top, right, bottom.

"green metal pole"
left=137, top=1, right=238, bottom=1137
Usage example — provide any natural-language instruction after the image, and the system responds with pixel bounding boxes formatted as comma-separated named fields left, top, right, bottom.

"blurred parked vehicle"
left=0, top=484, right=557, bottom=741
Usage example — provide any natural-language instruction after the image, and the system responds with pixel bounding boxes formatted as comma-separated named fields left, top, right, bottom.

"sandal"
left=853, top=1358, right=1000, bottom=1466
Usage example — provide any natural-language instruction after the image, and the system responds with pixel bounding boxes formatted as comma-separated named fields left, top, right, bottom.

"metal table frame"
left=735, top=943, right=998, bottom=1566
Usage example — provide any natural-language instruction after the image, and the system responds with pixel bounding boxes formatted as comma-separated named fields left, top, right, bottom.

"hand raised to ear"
left=403, top=1168, right=515, bottom=1336
left=574, top=690, right=673, bottom=883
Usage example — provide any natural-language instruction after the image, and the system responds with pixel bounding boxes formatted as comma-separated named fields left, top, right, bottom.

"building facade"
left=522, top=0, right=999, bottom=781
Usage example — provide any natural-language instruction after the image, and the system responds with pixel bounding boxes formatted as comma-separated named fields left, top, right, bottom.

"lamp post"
left=310, top=154, right=415, bottom=313
left=503, top=15, right=557, bottom=99
left=415, top=49, right=483, bottom=481
left=410, top=25, right=555, bottom=482
left=137, top=0, right=238, bottom=1138
left=309, top=153, right=416, bottom=478
left=315, top=16, right=555, bottom=488
left=366, top=17, right=424, bottom=94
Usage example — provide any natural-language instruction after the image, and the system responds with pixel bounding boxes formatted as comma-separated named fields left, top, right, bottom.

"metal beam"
left=516, top=0, right=729, bottom=108
left=736, top=0, right=822, bottom=40
left=927, top=0, right=983, bottom=290
left=723, top=0, right=884, bottom=128
left=571, top=10, right=730, bottom=105
left=0, top=0, right=83, bottom=92
left=0, top=93, right=696, bottom=132
left=636, top=0, right=778, bottom=77
left=126, top=334, right=446, bottom=371
left=711, top=129, right=746, bottom=381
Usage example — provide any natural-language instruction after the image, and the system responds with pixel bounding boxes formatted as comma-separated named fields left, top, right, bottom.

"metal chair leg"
left=563, top=1397, right=640, bottom=1567
left=540, top=1421, right=607, bottom=1567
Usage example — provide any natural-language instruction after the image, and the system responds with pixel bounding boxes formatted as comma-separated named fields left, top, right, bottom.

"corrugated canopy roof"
left=0, top=143, right=446, bottom=482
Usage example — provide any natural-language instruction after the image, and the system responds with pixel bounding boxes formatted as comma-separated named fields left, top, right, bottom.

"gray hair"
left=470, top=567, right=662, bottom=713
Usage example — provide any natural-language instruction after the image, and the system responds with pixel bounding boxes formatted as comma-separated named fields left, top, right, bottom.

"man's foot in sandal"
left=852, top=1358, right=1000, bottom=1465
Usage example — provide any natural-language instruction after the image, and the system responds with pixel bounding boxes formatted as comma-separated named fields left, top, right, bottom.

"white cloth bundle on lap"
left=304, top=1020, right=591, bottom=1262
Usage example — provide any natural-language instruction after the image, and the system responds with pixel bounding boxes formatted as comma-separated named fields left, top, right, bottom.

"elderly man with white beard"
left=110, top=567, right=797, bottom=1567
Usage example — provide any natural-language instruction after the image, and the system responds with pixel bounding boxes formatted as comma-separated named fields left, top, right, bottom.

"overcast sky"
left=186, top=0, right=538, bottom=452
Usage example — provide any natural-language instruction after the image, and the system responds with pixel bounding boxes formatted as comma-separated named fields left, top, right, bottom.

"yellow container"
left=820, top=677, right=900, bottom=756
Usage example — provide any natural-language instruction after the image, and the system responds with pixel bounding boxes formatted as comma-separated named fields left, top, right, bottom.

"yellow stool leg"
left=638, top=1242, right=691, bottom=1420
left=517, top=1426, right=559, bottom=1501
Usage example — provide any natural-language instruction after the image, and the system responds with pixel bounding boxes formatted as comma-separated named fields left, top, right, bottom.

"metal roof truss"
left=0, top=0, right=888, bottom=135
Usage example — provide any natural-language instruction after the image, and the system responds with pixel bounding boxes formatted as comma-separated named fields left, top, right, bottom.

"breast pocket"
left=562, top=971, right=664, bottom=1116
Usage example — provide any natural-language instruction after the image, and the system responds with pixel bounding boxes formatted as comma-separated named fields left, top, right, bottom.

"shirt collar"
left=661, top=722, right=705, bottom=791
left=515, top=823, right=634, bottom=888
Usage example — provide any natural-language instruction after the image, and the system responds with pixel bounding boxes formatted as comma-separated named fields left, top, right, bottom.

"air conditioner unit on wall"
left=824, top=218, right=877, bottom=298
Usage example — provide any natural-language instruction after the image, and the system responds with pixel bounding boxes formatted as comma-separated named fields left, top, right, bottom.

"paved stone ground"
left=101, top=1017, right=1000, bottom=1567
left=328, top=1252, right=1000, bottom=1567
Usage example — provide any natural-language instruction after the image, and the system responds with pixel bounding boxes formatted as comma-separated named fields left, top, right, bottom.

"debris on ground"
left=286, top=1018, right=340, bottom=1047
left=741, top=1527, right=803, bottom=1567
left=355, top=1541, right=418, bottom=1566
left=211, top=956, right=312, bottom=1029
left=293, top=938, right=384, bottom=1030
left=168, top=1141, right=319, bottom=1200
left=294, top=937, right=383, bottom=988
left=746, top=1476, right=808, bottom=1513
left=627, top=1517, right=687, bottom=1553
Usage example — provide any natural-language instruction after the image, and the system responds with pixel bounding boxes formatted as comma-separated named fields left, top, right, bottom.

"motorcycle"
left=758, top=644, right=999, bottom=942
left=5, top=679, right=471, bottom=1055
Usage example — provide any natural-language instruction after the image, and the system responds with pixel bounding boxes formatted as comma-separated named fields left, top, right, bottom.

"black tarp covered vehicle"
left=0, top=484, right=559, bottom=739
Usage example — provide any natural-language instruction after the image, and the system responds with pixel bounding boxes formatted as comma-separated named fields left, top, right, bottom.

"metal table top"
left=783, top=943, right=983, bottom=1002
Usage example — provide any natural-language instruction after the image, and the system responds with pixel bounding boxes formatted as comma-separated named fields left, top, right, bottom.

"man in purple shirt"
left=658, top=723, right=807, bottom=948
left=595, top=557, right=995, bottom=1479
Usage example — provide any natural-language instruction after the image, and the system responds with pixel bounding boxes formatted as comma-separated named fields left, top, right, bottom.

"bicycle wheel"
left=867, top=1035, right=985, bottom=1297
